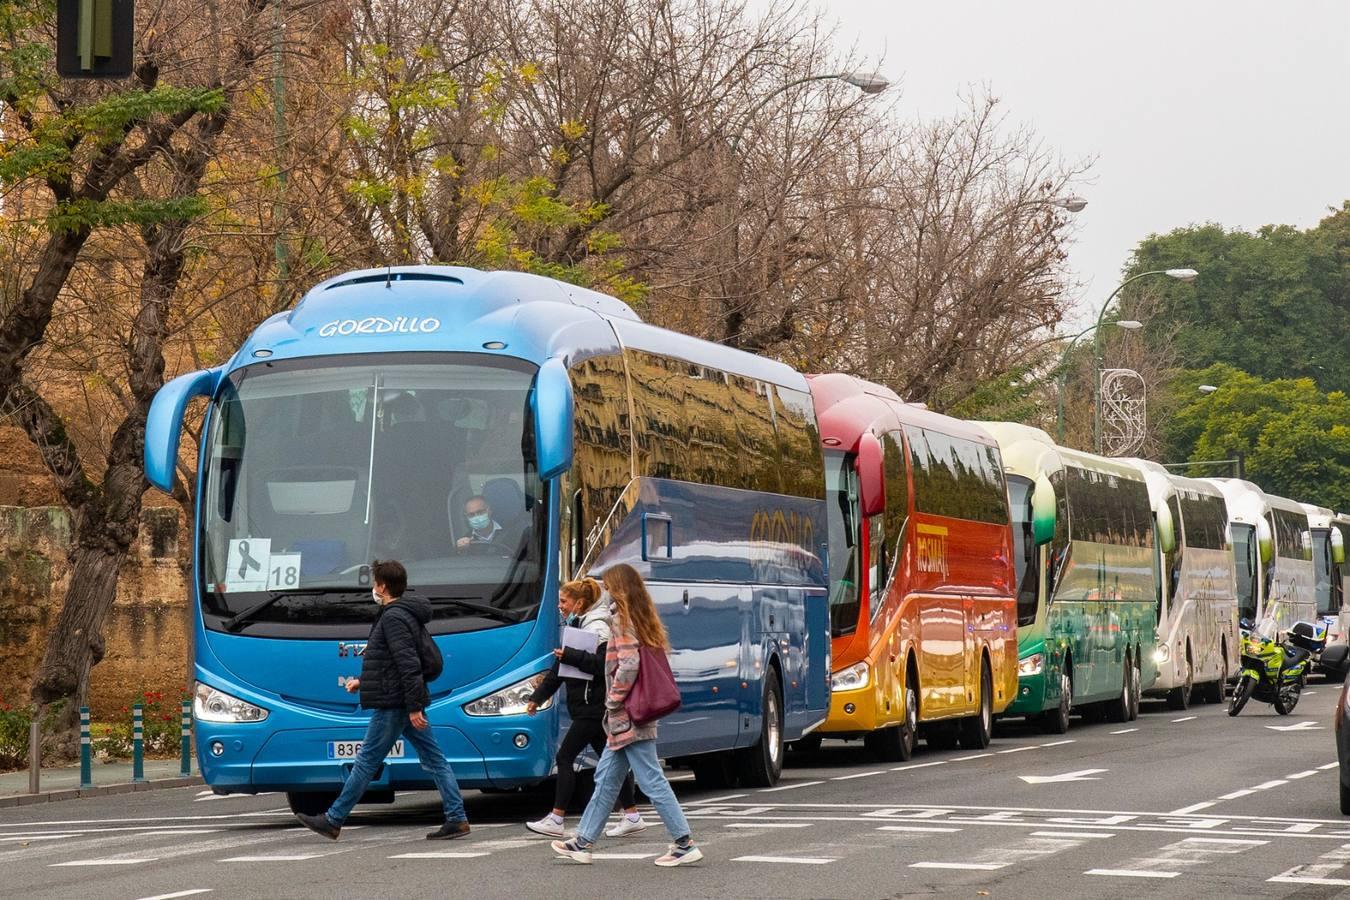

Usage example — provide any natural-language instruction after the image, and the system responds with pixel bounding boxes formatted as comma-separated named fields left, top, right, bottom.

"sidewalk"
left=0, top=758, right=202, bottom=809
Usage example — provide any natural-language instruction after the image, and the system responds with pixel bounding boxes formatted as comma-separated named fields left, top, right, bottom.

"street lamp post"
left=1091, top=268, right=1197, bottom=453
left=728, top=71, right=890, bottom=153
left=1054, top=319, right=1142, bottom=443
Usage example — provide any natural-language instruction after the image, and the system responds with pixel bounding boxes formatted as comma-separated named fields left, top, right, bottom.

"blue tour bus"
left=144, top=265, right=831, bottom=813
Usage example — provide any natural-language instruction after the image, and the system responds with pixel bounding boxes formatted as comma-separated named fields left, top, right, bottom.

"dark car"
left=1337, top=675, right=1350, bottom=813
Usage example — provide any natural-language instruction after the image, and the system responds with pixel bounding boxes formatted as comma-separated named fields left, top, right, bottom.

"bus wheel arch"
left=1167, top=641, right=1193, bottom=711
left=1041, top=654, right=1072, bottom=735
left=866, top=656, right=917, bottom=762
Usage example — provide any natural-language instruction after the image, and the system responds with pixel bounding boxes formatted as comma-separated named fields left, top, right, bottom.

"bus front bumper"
left=817, top=683, right=888, bottom=735
left=195, top=720, right=555, bottom=793
left=1007, top=670, right=1051, bottom=716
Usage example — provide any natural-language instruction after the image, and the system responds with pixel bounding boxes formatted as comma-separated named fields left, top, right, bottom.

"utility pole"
left=272, top=0, right=289, bottom=288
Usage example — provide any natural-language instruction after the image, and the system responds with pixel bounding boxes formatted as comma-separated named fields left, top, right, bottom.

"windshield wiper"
left=222, top=589, right=363, bottom=632
left=424, top=595, right=525, bottom=623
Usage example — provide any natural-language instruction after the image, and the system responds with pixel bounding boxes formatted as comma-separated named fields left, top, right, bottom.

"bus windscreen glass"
left=824, top=450, right=862, bottom=636
left=1231, top=523, right=1258, bottom=622
left=1006, top=475, right=1038, bottom=626
left=200, top=353, right=545, bottom=636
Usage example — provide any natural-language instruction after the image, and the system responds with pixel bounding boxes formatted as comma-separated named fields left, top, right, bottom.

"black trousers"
left=555, top=717, right=636, bottom=812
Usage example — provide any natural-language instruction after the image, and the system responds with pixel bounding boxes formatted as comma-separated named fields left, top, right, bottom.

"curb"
left=0, top=775, right=204, bottom=809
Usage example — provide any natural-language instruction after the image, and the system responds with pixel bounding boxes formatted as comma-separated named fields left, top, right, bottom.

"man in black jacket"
left=296, top=560, right=469, bottom=840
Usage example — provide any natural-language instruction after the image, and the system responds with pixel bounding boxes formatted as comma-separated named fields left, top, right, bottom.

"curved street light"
left=1054, top=319, right=1142, bottom=443
left=729, top=70, right=891, bottom=152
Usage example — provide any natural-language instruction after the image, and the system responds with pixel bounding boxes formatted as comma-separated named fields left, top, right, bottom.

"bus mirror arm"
left=144, top=367, right=222, bottom=494
left=533, top=358, right=574, bottom=481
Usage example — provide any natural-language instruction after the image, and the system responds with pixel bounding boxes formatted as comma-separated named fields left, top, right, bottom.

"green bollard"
left=180, top=696, right=192, bottom=777
left=79, top=707, right=92, bottom=790
left=132, top=702, right=145, bottom=783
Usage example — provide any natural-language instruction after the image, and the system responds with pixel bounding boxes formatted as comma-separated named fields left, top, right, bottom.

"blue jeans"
left=326, top=708, right=466, bottom=826
left=577, top=739, right=691, bottom=846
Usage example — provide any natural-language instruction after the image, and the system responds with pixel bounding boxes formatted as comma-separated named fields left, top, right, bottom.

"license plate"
left=327, top=739, right=405, bottom=760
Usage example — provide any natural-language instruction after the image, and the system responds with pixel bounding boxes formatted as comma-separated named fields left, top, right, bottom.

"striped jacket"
left=602, top=619, right=660, bottom=750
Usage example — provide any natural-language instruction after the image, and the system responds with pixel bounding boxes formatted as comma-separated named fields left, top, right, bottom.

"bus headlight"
left=1018, top=653, right=1044, bottom=677
left=194, top=682, right=269, bottom=723
left=1153, top=645, right=1170, bottom=664
left=831, top=662, right=870, bottom=692
left=463, top=675, right=553, bottom=716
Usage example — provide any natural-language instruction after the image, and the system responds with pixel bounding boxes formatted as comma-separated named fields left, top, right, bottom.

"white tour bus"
left=1207, top=479, right=1314, bottom=637
left=1131, top=461, right=1238, bottom=708
left=1304, top=504, right=1348, bottom=679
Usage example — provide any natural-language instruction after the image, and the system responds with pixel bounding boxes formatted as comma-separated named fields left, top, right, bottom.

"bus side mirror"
left=1031, top=473, right=1056, bottom=546
left=144, top=368, right=221, bottom=494
left=1333, top=529, right=1346, bottom=565
left=856, top=432, right=885, bottom=518
left=1156, top=502, right=1177, bottom=554
left=1256, top=518, right=1274, bottom=565
left=533, top=357, right=574, bottom=481
left=1301, top=530, right=1314, bottom=562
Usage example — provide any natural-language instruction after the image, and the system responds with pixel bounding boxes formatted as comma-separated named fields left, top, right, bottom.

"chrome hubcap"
left=767, top=693, right=781, bottom=766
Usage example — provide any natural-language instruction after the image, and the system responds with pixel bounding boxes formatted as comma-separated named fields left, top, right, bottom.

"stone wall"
left=0, top=505, right=190, bottom=718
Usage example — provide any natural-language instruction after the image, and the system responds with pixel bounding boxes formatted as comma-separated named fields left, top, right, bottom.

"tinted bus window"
left=1063, top=466, right=1151, bottom=548
left=1007, top=475, right=1038, bottom=626
left=1165, top=495, right=1183, bottom=609
left=882, top=431, right=909, bottom=565
left=1231, top=523, right=1258, bottom=621
left=775, top=386, right=825, bottom=500
left=728, top=374, right=782, bottom=494
left=1179, top=493, right=1227, bottom=550
left=825, top=450, right=862, bottom=636
left=1268, top=509, right=1309, bottom=560
left=905, top=425, right=1007, bottom=524
left=570, top=354, right=634, bottom=571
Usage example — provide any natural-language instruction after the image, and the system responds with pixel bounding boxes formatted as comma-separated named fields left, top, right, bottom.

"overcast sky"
left=811, top=0, right=1350, bottom=323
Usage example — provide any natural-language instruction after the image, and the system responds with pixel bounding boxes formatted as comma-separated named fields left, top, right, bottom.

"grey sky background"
left=809, top=0, right=1350, bottom=324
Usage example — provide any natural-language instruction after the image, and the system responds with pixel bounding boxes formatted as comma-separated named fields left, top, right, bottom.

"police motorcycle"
left=1228, top=617, right=1327, bottom=717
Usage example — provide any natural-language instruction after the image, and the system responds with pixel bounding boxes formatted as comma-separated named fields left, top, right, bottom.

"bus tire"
left=286, top=791, right=338, bottom=817
left=1128, top=650, right=1142, bottom=721
left=691, top=753, right=739, bottom=789
left=738, top=668, right=784, bottom=787
left=1041, top=667, right=1072, bottom=735
left=958, top=659, right=993, bottom=750
left=1107, top=652, right=1132, bottom=723
left=1166, top=647, right=1193, bottom=710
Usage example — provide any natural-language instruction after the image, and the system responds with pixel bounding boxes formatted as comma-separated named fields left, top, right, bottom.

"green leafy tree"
left=1124, top=203, right=1350, bottom=393
left=1163, top=364, right=1350, bottom=511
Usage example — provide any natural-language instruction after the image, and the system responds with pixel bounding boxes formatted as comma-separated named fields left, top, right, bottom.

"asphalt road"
left=4, top=684, right=1349, bottom=900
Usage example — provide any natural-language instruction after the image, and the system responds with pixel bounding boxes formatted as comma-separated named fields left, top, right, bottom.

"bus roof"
left=1125, top=458, right=1226, bottom=506
left=807, top=373, right=997, bottom=453
left=1301, top=502, right=1334, bottom=528
left=1203, top=478, right=1270, bottom=526
left=977, top=421, right=1145, bottom=483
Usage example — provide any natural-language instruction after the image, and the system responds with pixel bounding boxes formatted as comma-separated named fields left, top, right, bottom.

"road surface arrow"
left=1264, top=721, right=1323, bottom=732
left=1018, top=768, right=1108, bottom=784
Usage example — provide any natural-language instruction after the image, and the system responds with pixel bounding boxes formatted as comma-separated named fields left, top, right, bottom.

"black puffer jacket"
left=529, top=639, right=609, bottom=720
left=358, top=595, right=432, bottom=712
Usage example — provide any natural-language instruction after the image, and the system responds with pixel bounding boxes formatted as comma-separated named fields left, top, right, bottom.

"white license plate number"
left=327, top=739, right=405, bottom=760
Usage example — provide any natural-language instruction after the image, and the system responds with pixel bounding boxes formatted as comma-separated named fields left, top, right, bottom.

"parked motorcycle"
left=1228, top=619, right=1326, bottom=716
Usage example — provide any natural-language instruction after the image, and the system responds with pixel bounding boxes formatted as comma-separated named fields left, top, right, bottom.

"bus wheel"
left=1107, top=652, right=1132, bottom=723
left=1167, top=648, right=1193, bottom=710
left=738, top=668, right=784, bottom=787
left=958, top=661, right=993, bottom=750
left=287, top=791, right=338, bottom=817
left=1128, top=652, right=1142, bottom=720
left=1041, top=669, right=1072, bottom=735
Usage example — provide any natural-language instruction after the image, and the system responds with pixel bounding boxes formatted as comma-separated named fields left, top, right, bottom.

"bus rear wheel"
left=287, top=791, right=338, bottom=817
left=958, top=661, right=993, bottom=750
left=1040, top=669, right=1072, bottom=735
left=738, top=668, right=784, bottom=787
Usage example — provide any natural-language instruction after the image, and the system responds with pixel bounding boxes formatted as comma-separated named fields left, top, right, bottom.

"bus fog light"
left=1018, top=653, right=1044, bottom=677
left=210, top=741, right=225, bottom=757
left=1153, top=645, right=1170, bottom=664
left=513, top=733, right=529, bottom=749
left=843, top=703, right=856, bottom=714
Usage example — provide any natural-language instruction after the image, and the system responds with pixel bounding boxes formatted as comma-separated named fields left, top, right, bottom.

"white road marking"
left=953, top=753, right=993, bottom=761
left=725, top=822, right=813, bottom=829
left=1171, top=716, right=1197, bottom=723
left=1110, top=728, right=1138, bottom=735
left=1270, top=876, right=1350, bottom=886
left=1040, top=740, right=1076, bottom=747
left=1169, top=802, right=1217, bottom=816
left=390, top=851, right=490, bottom=859
left=1268, top=842, right=1350, bottom=885
left=876, top=825, right=962, bottom=833
left=1266, top=721, right=1323, bottom=732
left=891, top=761, right=947, bottom=772
left=1305, top=691, right=1318, bottom=695
left=733, top=855, right=835, bottom=864
left=52, top=858, right=158, bottom=866
left=1253, top=780, right=1289, bottom=790
left=911, top=861, right=1007, bottom=870
left=997, top=745, right=1038, bottom=754
left=689, top=793, right=747, bottom=803
left=1321, top=762, right=1342, bottom=770
left=760, top=780, right=825, bottom=792
left=0, top=835, right=79, bottom=842
left=1032, top=831, right=1114, bottom=839
left=1218, top=789, right=1255, bottom=800
left=1087, top=868, right=1179, bottom=878
left=832, top=770, right=884, bottom=781
left=1019, top=769, right=1106, bottom=784
left=1287, top=770, right=1320, bottom=780
left=220, top=854, right=328, bottom=862
left=139, top=830, right=224, bottom=837
left=1181, top=837, right=1267, bottom=845
left=135, top=892, right=213, bottom=900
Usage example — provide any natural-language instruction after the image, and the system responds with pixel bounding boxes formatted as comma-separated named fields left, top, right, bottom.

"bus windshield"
left=1313, top=530, right=1336, bottom=615
left=824, top=450, right=861, bottom=637
left=1006, top=475, right=1038, bottom=627
left=1231, top=523, right=1258, bottom=621
left=200, top=353, right=546, bottom=636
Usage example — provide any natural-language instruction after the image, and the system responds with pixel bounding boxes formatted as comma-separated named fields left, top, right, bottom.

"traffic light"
left=56, top=0, right=134, bottom=79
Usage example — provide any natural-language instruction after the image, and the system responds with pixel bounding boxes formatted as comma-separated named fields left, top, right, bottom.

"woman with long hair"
left=551, top=564, right=703, bottom=867
left=524, top=577, right=645, bottom=837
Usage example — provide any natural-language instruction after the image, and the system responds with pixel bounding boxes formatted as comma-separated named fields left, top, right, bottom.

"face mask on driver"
left=468, top=513, right=491, bottom=531
left=372, top=588, right=382, bottom=604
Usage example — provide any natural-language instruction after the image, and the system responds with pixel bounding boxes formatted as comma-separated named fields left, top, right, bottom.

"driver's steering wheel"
left=457, top=537, right=514, bottom=557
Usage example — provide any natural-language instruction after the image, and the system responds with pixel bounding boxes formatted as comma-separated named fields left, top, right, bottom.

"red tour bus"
left=804, top=374, right=1018, bottom=760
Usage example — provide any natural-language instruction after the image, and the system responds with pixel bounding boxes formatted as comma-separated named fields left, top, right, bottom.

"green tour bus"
left=980, top=422, right=1159, bottom=734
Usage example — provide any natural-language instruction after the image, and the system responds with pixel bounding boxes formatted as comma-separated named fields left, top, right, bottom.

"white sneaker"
left=606, top=815, right=649, bottom=837
left=655, top=843, right=703, bottom=867
left=526, top=816, right=566, bottom=837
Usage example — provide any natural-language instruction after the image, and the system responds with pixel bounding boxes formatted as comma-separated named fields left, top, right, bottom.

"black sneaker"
left=295, top=812, right=340, bottom=840
left=427, top=821, right=471, bottom=840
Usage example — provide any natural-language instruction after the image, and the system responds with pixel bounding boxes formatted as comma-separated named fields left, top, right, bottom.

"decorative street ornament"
left=1100, top=368, right=1147, bottom=457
